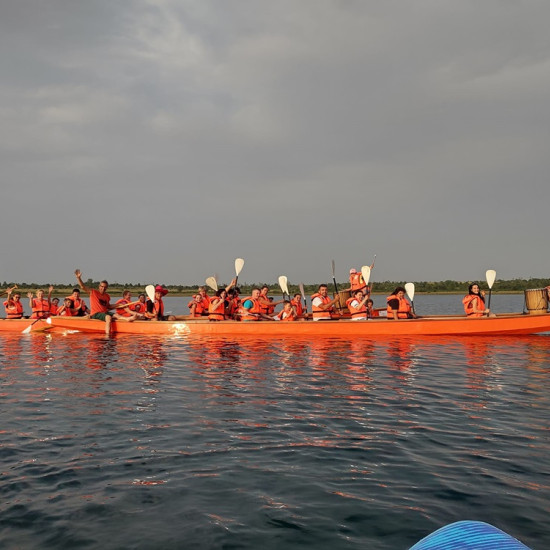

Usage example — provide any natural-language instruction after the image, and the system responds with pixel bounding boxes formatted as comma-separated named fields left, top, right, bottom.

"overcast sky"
left=2, top=0, right=549, bottom=287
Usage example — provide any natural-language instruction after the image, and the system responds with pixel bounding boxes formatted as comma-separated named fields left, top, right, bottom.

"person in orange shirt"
left=75, top=269, right=136, bottom=334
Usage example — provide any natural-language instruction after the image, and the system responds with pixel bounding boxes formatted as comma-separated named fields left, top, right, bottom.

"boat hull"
left=43, top=313, right=550, bottom=336
left=0, top=319, right=51, bottom=333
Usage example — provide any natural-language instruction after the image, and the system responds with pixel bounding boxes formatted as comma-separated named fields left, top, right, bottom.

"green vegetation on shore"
left=3, top=277, right=548, bottom=297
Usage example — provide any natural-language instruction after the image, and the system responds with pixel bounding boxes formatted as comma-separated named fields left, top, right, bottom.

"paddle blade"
left=145, top=284, right=155, bottom=302
left=278, top=275, right=289, bottom=296
left=22, top=323, right=32, bottom=334
left=299, top=282, right=306, bottom=301
left=331, top=259, right=336, bottom=277
left=235, top=258, right=245, bottom=276
left=361, top=265, right=371, bottom=286
left=205, top=276, right=218, bottom=291
left=486, top=269, right=497, bottom=289
left=405, top=282, right=415, bottom=301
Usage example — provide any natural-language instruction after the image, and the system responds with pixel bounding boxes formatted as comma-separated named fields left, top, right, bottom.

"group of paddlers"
left=3, top=267, right=531, bottom=334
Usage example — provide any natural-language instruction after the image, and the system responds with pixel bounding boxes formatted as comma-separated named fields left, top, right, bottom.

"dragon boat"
left=3, top=312, right=549, bottom=336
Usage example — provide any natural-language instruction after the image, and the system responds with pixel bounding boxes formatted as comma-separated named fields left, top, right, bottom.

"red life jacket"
left=115, top=298, right=133, bottom=317
left=4, top=299, right=24, bottom=319
left=386, top=295, right=412, bottom=319
left=462, top=294, right=485, bottom=317
left=311, top=293, right=333, bottom=320
left=59, top=307, right=75, bottom=317
left=349, top=273, right=367, bottom=292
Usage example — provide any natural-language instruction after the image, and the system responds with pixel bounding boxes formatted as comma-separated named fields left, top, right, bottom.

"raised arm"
left=75, top=269, right=92, bottom=294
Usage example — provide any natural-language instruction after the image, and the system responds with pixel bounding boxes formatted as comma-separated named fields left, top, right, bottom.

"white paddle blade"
left=22, top=323, right=32, bottom=334
left=299, top=282, right=306, bottom=300
left=145, top=284, right=156, bottom=302
left=486, top=269, right=497, bottom=289
left=205, top=277, right=218, bottom=291
left=278, top=275, right=289, bottom=295
left=361, top=265, right=371, bottom=286
left=405, top=282, right=415, bottom=301
left=331, top=259, right=336, bottom=277
left=235, top=258, right=245, bottom=276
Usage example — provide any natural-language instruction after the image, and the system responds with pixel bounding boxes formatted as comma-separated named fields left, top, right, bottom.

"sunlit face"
left=260, top=287, right=269, bottom=296
left=319, top=286, right=328, bottom=297
left=252, top=289, right=260, bottom=299
left=397, top=291, right=405, bottom=298
left=356, top=291, right=364, bottom=301
left=36, top=290, right=44, bottom=299
left=99, top=282, right=108, bottom=294
left=471, top=285, right=480, bottom=294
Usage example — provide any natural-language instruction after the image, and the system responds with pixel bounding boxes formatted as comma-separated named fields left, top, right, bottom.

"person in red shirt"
left=74, top=269, right=136, bottom=334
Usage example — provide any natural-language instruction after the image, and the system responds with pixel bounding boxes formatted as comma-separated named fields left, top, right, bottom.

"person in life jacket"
left=28, top=286, right=53, bottom=319
left=115, top=290, right=135, bottom=318
left=188, top=286, right=211, bottom=317
left=386, top=287, right=417, bottom=320
left=208, top=289, right=230, bottom=321
left=311, top=284, right=340, bottom=321
left=3, top=287, right=24, bottom=319
left=67, top=288, right=89, bottom=317
left=346, top=289, right=370, bottom=320
left=258, top=285, right=283, bottom=315
left=349, top=268, right=367, bottom=293
left=462, top=283, right=492, bottom=317
left=129, top=293, right=147, bottom=318
left=238, top=288, right=273, bottom=321
left=290, top=294, right=304, bottom=318
left=226, top=287, right=241, bottom=320
left=50, top=297, right=60, bottom=316
left=146, top=285, right=176, bottom=321
left=274, top=301, right=297, bottom=321
left=366, top=298, right=380, bottom=318
left=56, top=297, right=77, bottom=316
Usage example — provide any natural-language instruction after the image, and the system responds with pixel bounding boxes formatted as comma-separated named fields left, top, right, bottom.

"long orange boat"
left=3, top=312, right=549, bottom=336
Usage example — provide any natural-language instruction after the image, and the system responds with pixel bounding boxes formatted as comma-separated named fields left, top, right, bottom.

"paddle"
left=22, top=316, right=52, bottom=334
left=114, top=300, right=143, bottom=309
left=405, top=282, right=415, bottom=315
left=299, top=282, right=308, bottom=314
left=278, top=275, right=289, bottom=300
left=486, top=269, right=496, bottom=313
left=331, top=259, right=343, bottom=313
left=234, top=258, right=245, bottom=286
left=205, top=276, right=218, bottom=292
left=361, top=265, right=371, bottom=289
left=145, top=284, right=156, bottom=302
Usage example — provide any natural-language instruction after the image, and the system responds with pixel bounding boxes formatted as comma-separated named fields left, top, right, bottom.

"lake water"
left=1, top=294, right=549, bottom=549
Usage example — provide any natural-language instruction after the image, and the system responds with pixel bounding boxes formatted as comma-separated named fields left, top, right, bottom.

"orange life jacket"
left=290, top=298, right=304, bottom=317
left=462, top=294, right=485, bottom=317
left=349, top=273, right=367, bottom=292
left=146, top=299, right=164, bottom=319
left=311, top=293, right=334, bottom=320
left=227, top=297, right=241, bottom=319
left=346, top=297, right=367, bottom=319
left=275, top=309, right=296, bottom=321
left=386, top=295, right=412, bottom=319
left=31, top=298, right=50, bottom=319
left=208, top=298, right=226, bottom=321
left=58, top=306, right=75, bottom=317
left=115, top=298, right=133, bottom=317
left=238, top=297, right=262, bottom=321
left=50, top=304, right=59, bottom=315
left=70, top=297, right=88, bottom=314
left=4, top=299, right=23, bottom=319
left=188, top=295, right=210, bottom=316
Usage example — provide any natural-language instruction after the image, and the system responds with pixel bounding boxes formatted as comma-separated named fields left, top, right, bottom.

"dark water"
left=1, top=295, right=549, bottom=549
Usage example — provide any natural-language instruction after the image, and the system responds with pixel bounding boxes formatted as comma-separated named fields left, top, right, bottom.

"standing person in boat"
left=462, top=283, right=494, bottom=317
left=386, top=287, right=417, bottom=320
left=67, top=288, right=89, bottom=317
left=187, top=286, right=210, bottom=317
left=3, top=287, right=24, bottom=319
left=346, top=289, right=371, bottom=321
left=311, top=284, right=340, bottom=321
left=145, top=285, right=176, bottom=321
left=27, top=286, right=53, bottom=319
left=74, top=269, right=136, bottom=334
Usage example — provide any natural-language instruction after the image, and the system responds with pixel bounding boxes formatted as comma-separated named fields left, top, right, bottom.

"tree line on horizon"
left=3, top=277, right=549, bottom=295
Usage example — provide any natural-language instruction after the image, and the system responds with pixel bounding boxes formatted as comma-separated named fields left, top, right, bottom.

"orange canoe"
left=38, top=312, right=550, bottom=336
left=0, top=318, right=52, bottom=333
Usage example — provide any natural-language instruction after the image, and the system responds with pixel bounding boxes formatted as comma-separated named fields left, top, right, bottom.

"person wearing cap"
left=145, top=285, right=176, bottom=321
left=74, top=269, right=137, bottom=334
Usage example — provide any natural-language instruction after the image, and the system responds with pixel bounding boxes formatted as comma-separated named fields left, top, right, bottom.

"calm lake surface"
left=1, top=295, right=549, bottom=549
